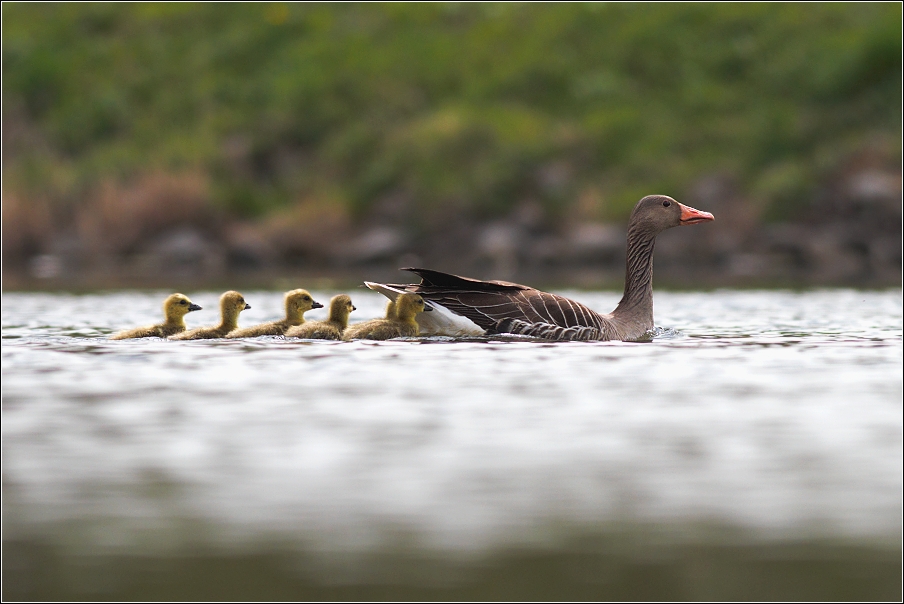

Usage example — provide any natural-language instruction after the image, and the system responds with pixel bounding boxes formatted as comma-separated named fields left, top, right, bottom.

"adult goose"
left=366, top=195, right=713, bottom=341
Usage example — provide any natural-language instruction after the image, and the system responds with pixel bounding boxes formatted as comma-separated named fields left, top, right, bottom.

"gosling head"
left=629, top=195, right=714, bottom=236
left=285, top=289, right=322, bottom=322
left=328, top=294, right=355, bottom=325
left=395, top=293, right=432, bottom=321
left=220, top=290, right=250, bottom=326
left=163, top=293, right=202, bottom=324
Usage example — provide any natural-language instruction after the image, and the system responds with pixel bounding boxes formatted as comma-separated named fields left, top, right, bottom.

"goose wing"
left=388, top=268, right=608, bottom=332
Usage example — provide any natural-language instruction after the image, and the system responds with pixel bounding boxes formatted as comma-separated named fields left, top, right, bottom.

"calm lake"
left=2, top=288, right=902, bottom=600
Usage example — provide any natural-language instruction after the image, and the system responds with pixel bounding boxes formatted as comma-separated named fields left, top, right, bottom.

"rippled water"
left=2, top=289, right=902, bottom=599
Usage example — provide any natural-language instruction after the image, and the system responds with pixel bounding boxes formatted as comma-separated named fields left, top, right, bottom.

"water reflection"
left=2, top=289, right=902, bottom=599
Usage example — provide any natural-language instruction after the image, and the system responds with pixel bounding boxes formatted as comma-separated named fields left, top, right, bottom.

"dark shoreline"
left=3, top=261, right=901, bottom=295
left=4, top=533, right=900, bottom=601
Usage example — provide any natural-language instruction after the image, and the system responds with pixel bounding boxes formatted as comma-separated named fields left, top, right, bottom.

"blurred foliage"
left=2, top=3, right=900, bottom=226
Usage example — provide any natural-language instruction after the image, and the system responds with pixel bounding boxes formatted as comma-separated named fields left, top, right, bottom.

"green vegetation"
left=3, top=3, right=900, bottom=228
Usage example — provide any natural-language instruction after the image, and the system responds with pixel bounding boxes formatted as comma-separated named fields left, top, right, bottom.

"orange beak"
left=678, top=203, right=715, bottom=225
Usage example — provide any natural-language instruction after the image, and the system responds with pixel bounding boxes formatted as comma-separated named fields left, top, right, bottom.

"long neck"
left=612, top=225, right=656, bottom=326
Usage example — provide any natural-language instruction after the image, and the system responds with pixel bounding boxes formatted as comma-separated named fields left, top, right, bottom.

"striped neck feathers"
left=612, top=225, right=656, bottom=322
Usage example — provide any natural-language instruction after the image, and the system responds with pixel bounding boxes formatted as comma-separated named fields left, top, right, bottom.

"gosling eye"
left=180, top=300, right=188, bottom=305
left=662, top=200, right=671, bottom=207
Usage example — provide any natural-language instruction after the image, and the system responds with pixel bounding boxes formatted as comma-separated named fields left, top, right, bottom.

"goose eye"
left=662, top=200, right=671, bottom=207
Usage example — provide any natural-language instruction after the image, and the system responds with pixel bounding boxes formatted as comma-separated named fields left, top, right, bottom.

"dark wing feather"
left=391, top=268, right=608, bottom=332
left=399, top=267, right=528, bottom=292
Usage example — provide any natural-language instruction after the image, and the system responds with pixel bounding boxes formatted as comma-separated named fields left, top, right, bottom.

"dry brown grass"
left=259, top=197, right=352, bottom=260
left=1, top=192, right=55, bottom=260
left=75, top=171, right=216, bottom=256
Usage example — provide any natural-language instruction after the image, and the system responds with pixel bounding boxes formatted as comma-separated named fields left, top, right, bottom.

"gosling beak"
left=423, top=305, right=433, bottom=312
left=678, top=203, right=715, bottom=226
left=312, top=301, right=324, bottom=309
left=188, top=303, right=202, bottom=312
left=244, top=303, right=251, bottom=310
left=351, top=306, right=357, bottom=311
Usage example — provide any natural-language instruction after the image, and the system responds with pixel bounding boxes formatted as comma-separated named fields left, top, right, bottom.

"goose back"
left=388, top=268, right=614, bottom=334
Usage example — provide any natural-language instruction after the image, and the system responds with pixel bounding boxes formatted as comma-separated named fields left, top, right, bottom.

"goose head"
left=163, top=293, right=201, bottom=323
left=285, top=289, right=322, bottom=323
left=395, top=293, right=432, bottom=321
left=220, top=290, right=250, bottom=326
left=629, top=195, right=714, bottom=236
left=328, top=294, right=356, bottom=326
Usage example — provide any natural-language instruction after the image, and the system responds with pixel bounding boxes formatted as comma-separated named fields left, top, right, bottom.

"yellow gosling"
left=286, top=294, right=355, bottom=340
left=342, top=293, right=431, bottom=341
left=384, top=299, right=397, bottom=320
left=110, top=293, right=202, bottom=339
left=170, top=291, right=250, bottom=340
left=227, top=289, right=322, bottom=338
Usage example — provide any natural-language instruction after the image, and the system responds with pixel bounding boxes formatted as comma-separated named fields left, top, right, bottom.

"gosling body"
left=170, top=291, right=250, bottom=340
left=110, top=293, right=201, bottom=340
left=227, top=289, right=322, bottom=338
left=342, top=293, right=430, bottom=341
left=286, top=294, right=355, bottom=340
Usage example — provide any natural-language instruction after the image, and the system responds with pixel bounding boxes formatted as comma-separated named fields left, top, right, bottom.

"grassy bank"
left=2, top=4, right=900, bottom=285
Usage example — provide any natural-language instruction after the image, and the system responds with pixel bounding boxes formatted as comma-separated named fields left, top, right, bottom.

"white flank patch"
left=364, top=281, right=486, bottom=337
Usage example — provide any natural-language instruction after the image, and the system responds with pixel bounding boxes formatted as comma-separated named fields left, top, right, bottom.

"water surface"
left=2, top=289, right=902, bottom=600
